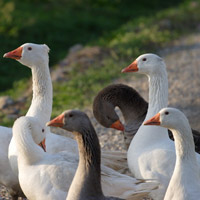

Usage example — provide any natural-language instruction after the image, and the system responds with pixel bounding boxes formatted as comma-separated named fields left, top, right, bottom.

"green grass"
left=0, top=0, right=183, bottom=91
left=2, top=0, right=200, bottom=125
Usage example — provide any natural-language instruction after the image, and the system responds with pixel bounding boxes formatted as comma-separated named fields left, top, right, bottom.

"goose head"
left=46, top=110, right=103, bottom=139
left=13, top=116, right=46, bottom=151
left=93, top=100, right=124, bottom=131
left=122, top=53, right=166, bottom=76
left=3, top=43, right=50, bottom=68
left=46, top=110, right=92, bottom=134
left=143, top=107, right=189, bottom=131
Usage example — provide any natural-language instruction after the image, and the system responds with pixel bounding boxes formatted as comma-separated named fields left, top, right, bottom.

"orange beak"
left=110, top=120, right=124, bottom=131
left=121, top=60, right=138, bottom=73
left=143, top=113, right=161, bottom=126
left=46, top=113, right=64, bottom=127
left=3, top=46, right=23, bottom=60
left=38, top=138, right=46, bottom=152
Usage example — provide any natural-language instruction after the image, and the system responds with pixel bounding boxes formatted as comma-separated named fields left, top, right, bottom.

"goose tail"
left=101, top=165, right=158, bottom=199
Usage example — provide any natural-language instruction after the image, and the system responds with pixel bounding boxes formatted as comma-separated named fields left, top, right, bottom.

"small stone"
left=7, top=114, right=18, bottom=120
left=0, top=96, right=14, bottom=110
left=69, top=44, right=83, bottom=54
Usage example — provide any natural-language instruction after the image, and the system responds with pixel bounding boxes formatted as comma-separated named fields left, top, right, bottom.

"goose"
left=93, top=84, right=148, bottom=149
left=4, top=44, right=157, bottom=198
left=12, top=116, right=76, bottom=200
left=0, top=44, right=51, bottom=198
left=3, top=43, right=68, bottom=176
left=13, top=115, right=157, bottom=200
left=47, top=109, right=152, bottom=200
left=144, top=107, right=200, bottom=200
left=121, top=53, right=200, bottom=200
left=93, top=84, right=200, bottom=151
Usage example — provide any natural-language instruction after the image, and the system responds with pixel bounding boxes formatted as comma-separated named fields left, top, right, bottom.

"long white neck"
left=172, top=125, right=197, bottom=168
left=134, top=70, right=169, bottom=144
left=165, top=125, right=199, bottom=198
left=146, top=71, right=168, bottom=120
left=26, top=62, right=52, bottom=125
left=14, top=125, right=45, bottom=165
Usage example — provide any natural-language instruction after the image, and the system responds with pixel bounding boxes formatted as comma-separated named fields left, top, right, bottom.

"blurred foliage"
left=0, top=0, right=183, bottom=91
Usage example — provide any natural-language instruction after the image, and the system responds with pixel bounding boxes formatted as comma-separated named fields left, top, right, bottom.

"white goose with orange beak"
left=4, top=44, right=54, bottom=176
left=0, top=44, right=50, bottom=198
left=122, top=53, right=200, bottom=200
left=144, top=107, right=200, bottom=200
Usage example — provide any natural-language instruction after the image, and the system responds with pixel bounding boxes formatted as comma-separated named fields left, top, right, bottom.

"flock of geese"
left=0, top=43, right=199, bottom=200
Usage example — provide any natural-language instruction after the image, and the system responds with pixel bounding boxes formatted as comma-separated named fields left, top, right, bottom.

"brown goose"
left=93, top=84, right=147, bottom=149
left=47, top=110, right=157, bottom=200
left=93, top=84, right=200, bottom=152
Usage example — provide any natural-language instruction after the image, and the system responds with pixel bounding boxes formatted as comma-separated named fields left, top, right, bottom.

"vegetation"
left=0, top=0, right=183, bottom=90
left=1, top=0, right=200, bottom=124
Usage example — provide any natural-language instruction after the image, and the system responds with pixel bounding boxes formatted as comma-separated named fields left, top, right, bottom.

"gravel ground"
left=1, top=33, right=200, bottom=199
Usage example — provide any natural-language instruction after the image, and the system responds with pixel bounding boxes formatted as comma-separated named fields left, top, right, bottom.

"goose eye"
left=106, top=116, right=110, bottom=120
left=165, top=111, right=169, bottom=115
left=42, top=129, right=44, bottom=133
left=28, top=47, right=32, bottom=51
left=69, top=114, right=73, bottom=118
left=142, top=58, right=147, bottom=61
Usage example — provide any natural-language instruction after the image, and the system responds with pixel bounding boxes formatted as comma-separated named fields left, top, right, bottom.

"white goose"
left=12, top=116, right=75, bottom=200
left=121, top=53, right=200, bottom=200
left=144, top=107, right=200, bottom=200
left=4, top=44, right=158, bottom=198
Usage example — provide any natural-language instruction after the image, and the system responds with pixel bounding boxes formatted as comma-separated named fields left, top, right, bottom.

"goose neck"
left=134, top=73, right=169, bottom=145
left=26, top=63, right=52, bottom=124
left=147, top=73, right=168, bottom=119
left=14, top=126, right=45, bottom=165
left=101, top=85, right=148, bottom=125
left=73, top=125, right=103, bottom=196
left=172, top=126, right=197, bottom=164
left=169, top=126, right=200, bottom=189
left=117, top=96, right=147, bottom=126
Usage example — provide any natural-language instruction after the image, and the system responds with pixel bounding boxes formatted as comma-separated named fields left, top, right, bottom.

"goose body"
left=122, top=53, right=200, bottom=200
left=144, top=107, right=200, bottom=200
left=4, top=44, right=157, bottom=199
